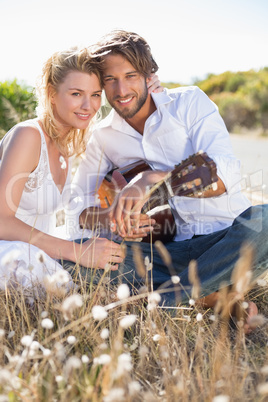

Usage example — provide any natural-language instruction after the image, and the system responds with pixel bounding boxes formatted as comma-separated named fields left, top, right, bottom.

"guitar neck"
left=100, top=152, right=218, bottom=213
left=142, top=180, right=171, bottom=213
left=142, top=152, right=218, bottom=212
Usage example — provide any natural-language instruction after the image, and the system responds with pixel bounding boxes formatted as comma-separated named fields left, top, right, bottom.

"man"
left=71, top=30, right=268, bottom=315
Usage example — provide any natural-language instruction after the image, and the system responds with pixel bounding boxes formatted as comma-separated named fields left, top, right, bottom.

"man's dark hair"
left=91, top=30, right=159, bottom=83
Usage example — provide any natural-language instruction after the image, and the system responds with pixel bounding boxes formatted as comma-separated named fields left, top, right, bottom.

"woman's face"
left=51, top=71, right=102, bottom=133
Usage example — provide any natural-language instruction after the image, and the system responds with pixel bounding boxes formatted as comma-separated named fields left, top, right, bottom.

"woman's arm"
left=0, top=126, right=124, bottom=269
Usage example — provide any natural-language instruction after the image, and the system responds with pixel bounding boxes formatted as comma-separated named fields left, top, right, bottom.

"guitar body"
left=97, top=152, right=218, bottom=244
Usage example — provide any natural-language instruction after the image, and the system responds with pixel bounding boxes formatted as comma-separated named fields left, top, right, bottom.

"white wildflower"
left=53, top=269, right=70, bottom=284
left=67, top=335, right=76, bottom=345
left=144, top=257, right=152, bottom=271
left=99, top=342, right=108, bottom=350
left=65, top=356, right=82, bottom=373
left=235, top=271, right=252, bottom=294
left=212, top=396, right=230, bottom=402
left=21, top=335, right=33, bottom=347
left=171, top=275, right=180, bottom=284
left=35, top=250, right=46, bottom=263
left=41, top=318, right=54, bottom=329
left=248, top=314, right=266, bottom=329
left=0, top=368, right=13, bottom=386
left=183, top=315, right=191, bottom=322
left=104, top=263, right=112, bottom=272
left=62, top=294, right=83, bottom=320
left=100, top=328, right=109, bottom=339
left=103, top=388, right=125, bottom=402
left=261, top=365, right=268, bottom=375
left=92, top=305, right=108, bottom=321
left=45, top=270, right=70, bottom=289
left=8, top=331, right=15, bottom=339
left=41, top=311, right=48, bottom=318
left=117, top=284, right=130, bottom=300
left=242, top=301, right=249, bottom=309
left=0, top=329, right=5, bottom=339
left=139, top=345, right=149, bottom=357
left=54, top=342, right=66, bottom=362
left=28, top=264, right=34, bottom=272
left=148, top=292, right=161, bottom=304
left=147, top=292, right=161, bottom=310
left=81, top=355, right=90, bottom=364
left=55, top=375, right=64, bottom=383
left=147, top=262, right=153, bottom=271
left=93, top=354, right=111, bottom=366
left=43, top=348, right=51, bottom=357
left=189, top=299, right=195, bottom=306
left=144, top=256, right=150, bottom=267
left=153, top=334, right=161, bottom=342
left=257, top=278, right=267, bottom=287
left=196, top=313, right=203, bottom=322
left=209, top=314, right=216, bottom=321
left=30, top=341, right=41, bottom=351
left=128, top=381, right=141, bottom=395
left=116, top=353, right=132, bottom=378
left=119, top=314, right=137, bottom=329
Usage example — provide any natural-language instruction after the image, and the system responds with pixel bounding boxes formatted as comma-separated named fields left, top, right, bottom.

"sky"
left=0, top=0, right=267, bottom=88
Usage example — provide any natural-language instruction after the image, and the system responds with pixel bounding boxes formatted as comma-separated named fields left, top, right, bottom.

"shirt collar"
left=150, top=88, right=174, bottom=108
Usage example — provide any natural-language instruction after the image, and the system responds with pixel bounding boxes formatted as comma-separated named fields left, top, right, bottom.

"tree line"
left=1, top=67, right=268, bottom=140
left=165, top=67, right=268, bottom=134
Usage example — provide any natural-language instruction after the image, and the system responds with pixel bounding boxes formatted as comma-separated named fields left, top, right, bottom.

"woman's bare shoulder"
left=2, top=123, right=41, bottom=153
left=1, top=123, right=42, bottom=169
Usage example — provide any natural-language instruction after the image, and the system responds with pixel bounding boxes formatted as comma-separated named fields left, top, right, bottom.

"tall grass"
left=0, top=244, right=267, bottom=401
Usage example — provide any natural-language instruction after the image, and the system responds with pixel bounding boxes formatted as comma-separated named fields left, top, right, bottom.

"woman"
left=0, top=46, right=160, bottom=294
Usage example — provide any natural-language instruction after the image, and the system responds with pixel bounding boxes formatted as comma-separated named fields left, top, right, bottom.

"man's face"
left=102, top=54, right=149, bottom=119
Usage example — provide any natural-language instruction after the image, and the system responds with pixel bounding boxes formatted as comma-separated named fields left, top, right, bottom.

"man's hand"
left=110, top=213, right=156, bottom=240
left=110, top=170, right=168, bottom=238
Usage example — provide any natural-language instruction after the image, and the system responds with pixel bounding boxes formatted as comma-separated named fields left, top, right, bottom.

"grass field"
left=0, top=242, right=268, bottom=402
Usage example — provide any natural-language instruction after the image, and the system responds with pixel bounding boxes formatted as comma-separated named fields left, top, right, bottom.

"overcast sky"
left=1, top=0, right=267, bottom=87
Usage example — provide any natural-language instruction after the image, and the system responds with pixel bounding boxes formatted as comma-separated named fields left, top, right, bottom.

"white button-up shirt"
left=71, top=86, right=251, bottom=241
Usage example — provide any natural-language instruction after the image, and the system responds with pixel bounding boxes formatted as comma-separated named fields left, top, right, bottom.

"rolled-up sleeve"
left=186, top=87, right=241, bottom=192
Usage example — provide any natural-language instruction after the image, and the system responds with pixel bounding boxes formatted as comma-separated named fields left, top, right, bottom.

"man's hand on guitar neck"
left=79, top=153, right=226, bottom=239
left=109, top=166, right=226, bottom=239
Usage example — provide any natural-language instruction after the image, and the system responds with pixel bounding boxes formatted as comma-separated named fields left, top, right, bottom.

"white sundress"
left=0, top=119, right=74, bottom=295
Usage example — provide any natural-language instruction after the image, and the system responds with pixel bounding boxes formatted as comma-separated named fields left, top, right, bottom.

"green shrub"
left=0, top=80, right=37, bottom=139
left=211, top=92, right=256, bottom=132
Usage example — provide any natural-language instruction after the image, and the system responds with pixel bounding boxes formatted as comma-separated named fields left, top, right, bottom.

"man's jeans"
left=64, top=205, right=268, bottom=306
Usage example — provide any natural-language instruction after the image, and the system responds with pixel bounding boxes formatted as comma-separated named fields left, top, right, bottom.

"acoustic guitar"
left=97, top=152, right=218, bottom=243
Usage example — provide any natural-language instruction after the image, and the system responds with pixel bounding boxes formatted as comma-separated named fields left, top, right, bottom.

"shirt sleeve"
left=185, top=87, right=242, bottom=193
left=70, top=132, right=114, bottom=214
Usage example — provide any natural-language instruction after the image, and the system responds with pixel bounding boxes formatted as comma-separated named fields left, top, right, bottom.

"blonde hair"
left=36, top=47, right=102, bottom=157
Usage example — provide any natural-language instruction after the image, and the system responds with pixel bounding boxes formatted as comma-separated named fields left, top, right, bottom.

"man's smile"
left=116, top=96, right=134, bottom=105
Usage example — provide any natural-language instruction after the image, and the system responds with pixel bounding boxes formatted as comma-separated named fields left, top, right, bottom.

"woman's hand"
left=77, top=238, right=125, bottom=271
left=147, top=74, right=164, bottom=94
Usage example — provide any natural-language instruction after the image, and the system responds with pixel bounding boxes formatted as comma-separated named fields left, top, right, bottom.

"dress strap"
left=26, top=119, right=47, bottom=146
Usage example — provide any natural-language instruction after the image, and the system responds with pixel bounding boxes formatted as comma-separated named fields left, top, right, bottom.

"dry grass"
left=0, top=245, right=268, bottom=402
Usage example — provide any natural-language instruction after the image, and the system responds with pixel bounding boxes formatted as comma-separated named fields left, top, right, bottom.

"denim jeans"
left=63, top=205, right=268, bottom=306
